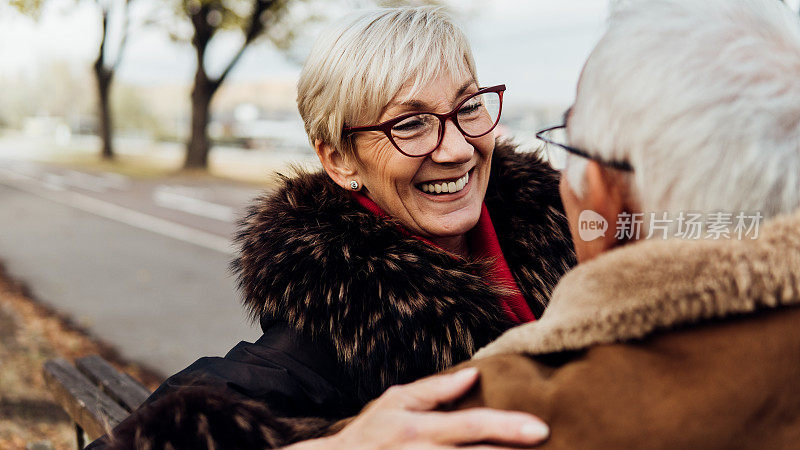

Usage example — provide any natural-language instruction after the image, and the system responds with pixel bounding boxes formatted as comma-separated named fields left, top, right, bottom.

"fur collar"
left=475, top=209, right=800, bottom=359
left=231, top=141, right=575, bottom=402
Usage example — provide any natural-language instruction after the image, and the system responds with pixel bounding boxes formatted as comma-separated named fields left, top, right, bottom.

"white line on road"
left=42, top=173, right=67, bottom=191
left=153, top=185, right=236, bottom=222
left=62, top=170, right=110, bottom=192
left=1, top=165, right=66, bottom=191
left=100, top=171, right=133, bottom=190
left=0, top=168, right=233, bottom=254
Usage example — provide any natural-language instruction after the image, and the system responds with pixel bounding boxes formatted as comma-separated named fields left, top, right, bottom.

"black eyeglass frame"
left=342, top=84, right=506, bottom=158
left=535, top=124, right=634, bottom=172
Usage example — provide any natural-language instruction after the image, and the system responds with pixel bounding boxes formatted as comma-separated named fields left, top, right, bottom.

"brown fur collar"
left=231, top=140, right=575, bottom=403
left=475, top=209, right=800, bottom=359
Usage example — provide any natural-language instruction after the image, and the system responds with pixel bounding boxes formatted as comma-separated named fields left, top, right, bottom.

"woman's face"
left=353, top=73, right=495, bottom=240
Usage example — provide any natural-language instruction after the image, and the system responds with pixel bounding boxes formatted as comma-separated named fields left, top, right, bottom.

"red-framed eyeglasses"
left=343, top=84, right=506, bottom=157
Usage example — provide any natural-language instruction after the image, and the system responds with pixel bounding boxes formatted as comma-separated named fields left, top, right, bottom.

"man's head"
left=561, top=0, right=800, bottom=262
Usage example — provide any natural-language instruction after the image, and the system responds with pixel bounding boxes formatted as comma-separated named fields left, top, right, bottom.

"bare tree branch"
left=212, top=0, right=276, bottom=90
left=95, top=4, right=109, bottom=73
left=112, top=0, right=134, bottom=72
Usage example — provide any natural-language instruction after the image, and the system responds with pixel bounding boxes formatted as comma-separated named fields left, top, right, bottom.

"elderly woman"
left=90, top=6, right=573, bottom=449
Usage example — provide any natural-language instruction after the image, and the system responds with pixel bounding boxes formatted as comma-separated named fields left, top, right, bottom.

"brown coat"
left=455, top=210, right=800, bottom=449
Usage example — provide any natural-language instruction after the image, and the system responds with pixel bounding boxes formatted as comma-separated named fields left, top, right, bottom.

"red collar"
left=351, top=191, right=535, bottom=324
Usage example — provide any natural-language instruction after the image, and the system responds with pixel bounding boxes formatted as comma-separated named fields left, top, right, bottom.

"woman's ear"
left=315, top=140, right=360, bottom=190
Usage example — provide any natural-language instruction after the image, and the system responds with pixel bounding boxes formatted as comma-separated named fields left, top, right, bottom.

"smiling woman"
left=88, top=6, right=575, bottom=449
left=331, top=77, right=501, bottom=252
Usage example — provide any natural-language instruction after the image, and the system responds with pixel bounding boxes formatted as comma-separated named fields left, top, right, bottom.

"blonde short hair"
left=297, top=6, right=477, bottom=157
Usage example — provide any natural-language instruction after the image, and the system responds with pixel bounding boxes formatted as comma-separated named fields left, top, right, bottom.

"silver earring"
left=349, top=180, right=360, bottom=190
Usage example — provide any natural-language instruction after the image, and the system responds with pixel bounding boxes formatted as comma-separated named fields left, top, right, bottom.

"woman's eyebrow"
left=387, top=80, right=477, bottom=111
left=454, top=80, right=476, bottom=100
left=391, top=100, right=428, bottom=110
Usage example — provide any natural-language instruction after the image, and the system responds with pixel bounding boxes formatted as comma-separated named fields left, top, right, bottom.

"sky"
left=2, top=0, right=799, bottom=107
left=0, top=0, right=612, bottom=107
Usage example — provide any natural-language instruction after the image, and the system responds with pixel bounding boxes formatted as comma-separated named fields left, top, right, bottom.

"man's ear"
left=584, top=161, right=625, bottom=221
left=315, top=140, right=360, bottom=189
left=583, top=160, right=631, bottom=246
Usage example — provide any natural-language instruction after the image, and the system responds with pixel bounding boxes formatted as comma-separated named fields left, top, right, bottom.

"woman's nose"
left=430, top=119, right=473, bottom=164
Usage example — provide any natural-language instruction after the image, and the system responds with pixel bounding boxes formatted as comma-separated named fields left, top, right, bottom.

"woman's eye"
left=392, top=115, right=433, bottom=138
left=394, top=120, right=423, bottom=132
left=458, top=100, right=483, bottom=117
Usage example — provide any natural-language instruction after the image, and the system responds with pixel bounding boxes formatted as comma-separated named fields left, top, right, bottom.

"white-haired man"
left=441, top=0, right=800, bottom=447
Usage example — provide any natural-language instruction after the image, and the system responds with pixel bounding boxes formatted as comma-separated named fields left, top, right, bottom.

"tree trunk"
left=94, top=6, right=115, bottom=161
left=185, top=76, right=214, bottom=169
left=182, top=0, right=274, bottom=170
left=184, top=6, right=217, bottom=170
left=94, top=64, right=114, bottom=160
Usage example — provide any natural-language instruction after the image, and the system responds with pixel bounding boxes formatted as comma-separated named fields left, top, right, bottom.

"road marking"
left=153, top=185, right=236, bottom=222
left=0, top=160, right=132, bottom=193
left=61, top=170, right=132, bottom=192
left=0, top=167, right=233, bottom=254
left=62, top=170, right=109, bottom=192
left=100, top=171, right=132, bottom=190
left=5, top=161, right=42, bottom=178
left=42, top=173, right=67, bottom=191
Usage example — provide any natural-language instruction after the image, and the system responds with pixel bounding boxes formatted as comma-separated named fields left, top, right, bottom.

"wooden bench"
left=42, top=355, right=152, bottom=449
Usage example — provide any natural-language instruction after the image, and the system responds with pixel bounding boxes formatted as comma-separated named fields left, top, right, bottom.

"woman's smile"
left=415, top=168, right=473, bottom=199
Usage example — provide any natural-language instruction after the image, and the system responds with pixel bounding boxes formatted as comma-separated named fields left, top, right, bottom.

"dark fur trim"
left=230, top=140, right=575, bottom=402
left=104, top=388, right=334, bottom=449
left=486, top=142, right=577, bottom=316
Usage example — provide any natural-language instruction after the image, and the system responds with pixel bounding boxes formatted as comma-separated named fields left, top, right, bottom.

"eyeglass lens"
left=389, top=91, right=502, bottom=156
left=542, top=127, right=568, bottom=171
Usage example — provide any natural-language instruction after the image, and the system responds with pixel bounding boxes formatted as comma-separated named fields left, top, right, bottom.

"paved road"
left=0, top=159, right=268, bottom=376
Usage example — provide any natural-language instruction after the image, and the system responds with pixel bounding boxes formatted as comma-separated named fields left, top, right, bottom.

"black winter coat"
left=88, top=141, right=575, bottom=449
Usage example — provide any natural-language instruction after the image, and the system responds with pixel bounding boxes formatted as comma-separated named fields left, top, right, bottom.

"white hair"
left=567, top=0, right=800, bottom=228
left=297, top=6, right=476, bottom=157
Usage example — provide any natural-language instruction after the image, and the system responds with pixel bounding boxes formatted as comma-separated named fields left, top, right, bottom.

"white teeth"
left=418, top=172, right=470, bottom=195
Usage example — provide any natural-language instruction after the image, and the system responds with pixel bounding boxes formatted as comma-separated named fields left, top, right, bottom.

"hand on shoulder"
left=286, top=368, right=549, bottom=449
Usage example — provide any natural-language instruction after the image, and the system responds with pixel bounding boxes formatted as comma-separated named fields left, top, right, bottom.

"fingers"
left=391, top=445, right=510, bottom=450
left=418, top=408, right=550, bottom=446
left=386, top=367, right=480, bottom=411
left=397, top=445, right=515, bottom=450
left=348, top=368, right=550, bottom=449
left=463, top=446, right=529, bottom=450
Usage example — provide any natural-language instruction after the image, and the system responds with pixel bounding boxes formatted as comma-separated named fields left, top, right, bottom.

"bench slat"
left=76, top=355, right=151, bottom=412
left=42, top=358, right=130, bottom=440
